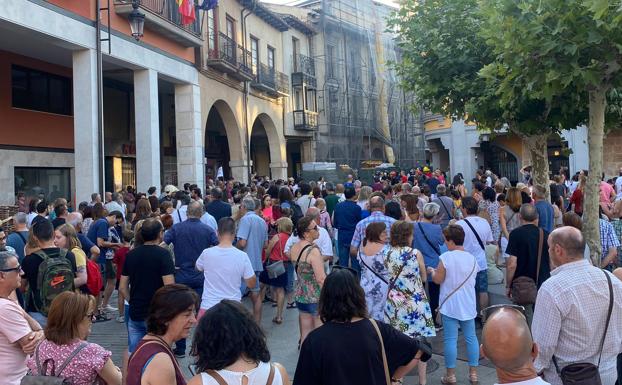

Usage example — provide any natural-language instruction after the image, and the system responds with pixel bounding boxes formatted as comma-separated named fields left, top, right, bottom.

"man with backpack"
left=21, top=219, right=78, bottom=327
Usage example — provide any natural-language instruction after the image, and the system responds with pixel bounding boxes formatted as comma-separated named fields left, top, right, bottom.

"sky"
left=261, top=0, right=399, bottom=8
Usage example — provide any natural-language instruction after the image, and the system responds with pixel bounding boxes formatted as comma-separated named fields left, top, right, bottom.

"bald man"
left=482, top=308, right=550, bottom=384
left=532, top=226, right=622, bottom=385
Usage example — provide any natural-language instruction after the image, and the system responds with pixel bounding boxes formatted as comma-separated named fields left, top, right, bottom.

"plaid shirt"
left=600, top=219, right=620, bottom=265
left=610, top=219, right=622, bottom=265
left=532, top=260, right=622, bottom=385
left=350, top=211, right=396, bottom=249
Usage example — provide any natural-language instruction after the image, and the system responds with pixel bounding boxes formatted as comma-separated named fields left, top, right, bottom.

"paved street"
left=89, top=282, right=511, bottom=384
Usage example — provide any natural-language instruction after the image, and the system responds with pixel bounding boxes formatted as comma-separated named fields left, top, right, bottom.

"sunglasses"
left=480, top=304, right=526, bottom=322
left=86, top=312, right=96, bottom=322
left=331, top=265, right=358, bottom=275
left=0, top=264, right=21, bottom=273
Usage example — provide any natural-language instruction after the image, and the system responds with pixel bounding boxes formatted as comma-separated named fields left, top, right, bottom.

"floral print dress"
left=358, top=244, right=390, bottom=320
left=384, top=246, right=436, bottom=338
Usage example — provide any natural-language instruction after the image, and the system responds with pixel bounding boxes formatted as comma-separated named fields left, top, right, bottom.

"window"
left=306, top=89, right=317, bottom=112
left=267, top=46, right=275, bottom=71
left=326, top=45, right=335, bottom=79
left=207, top=8, right=217, bottom=54
left=14, top=167, right=72, bottom=202
left=250, top=37, right=259, bottom=74
left=226, top=16, right=235, bottom=41
left=12, top=65, right=72, bottom=115
left=292, top=37, right=299, bottom=71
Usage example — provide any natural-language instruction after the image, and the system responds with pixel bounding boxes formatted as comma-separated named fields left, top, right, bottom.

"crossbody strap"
left=16, top=231, right=27, bottom=244
left=206, top=370, right=228, bottom=385
left=387, top=249, right=413, bottom=292
left=535, top=229, right=543, bottom=286
left=369, top=319, right=391, bottom=385
left=56, top=342, right=88, bottom=376
left=358, top=248, right=388, bottom=285
left=463, top=218, right=485, bottom=251
left=438, top=197, right=453, bottom=220
left=438, top=258, right=477, bottom=313
left=417, top=222, right=441, bottom=256
left=597, top=271, right=614, bottom=367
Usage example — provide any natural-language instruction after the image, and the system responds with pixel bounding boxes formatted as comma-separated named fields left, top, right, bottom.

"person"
left=26, top=198, right=39, bottom=228
left=324, top=183, right=340, bottom=218
left=195, top=217, right=256, bottom=318
left=505, top=204, right=551, bottom=324
left=532, top=227, right=622, bottom=385
left=532, top=186, right=554, bottom=233
left=456, top=196, right=493, bottom=314
left=428, top=225, right=480, bottom=385
left=433, top=185, right=455, bottom=229
left=401, top=194, right=420, bottom=222
left=0, top=251, right=44, bottom=385
left=385, top=221, right=435, bottom=385
left=51, top=198, right=69, bottom=229
left=7, top=212, right=29, bottom=261
left=599, top=209, right=620, bottom=270
left=561, top=212, right=592, bottom=262
left=25, top=291, right=121, bottom=385
left=54, top=224, right=88, bottom=290
left=31, top=199, right=49, bottom=228
left=333, top=187, right=362, bottom=270
left=358, top=222, right=390, bottom=321
left=105, top=192, right=126, bottom=220
left=260, top=217, right=293, bottom=324
left=568, top=175, right=586, bottom=216
left=478, top=187, right=501, bottom=242
left=296, top=183, right=316, bottom=215
left=237, top=197, right=269, bottom=323
left=481, top=305, right=550, bottom=385
left=315, top=198, right=334, bottom=239
left=120, top=218, right=175, bottom=354
left=22, top=219, right=79, bottom=327
left=499, top=187, right=523, bottom=263
left=350, top=196, right=397, bottom=265
left=131, top=198, right=153, bottom=229
left=172, top=192, right=191, bottom=225
left=293, top=268, right=433, bottom=385
left=113, top=229, right=132, bottom=323
left=188, top=300, right=290, bottom=385
left=357, top=185, right=373, bottom=211
left=289, top=216, right=326, bottom=345
left=285, top=208, right=334, bottom=261
left=127, top=284, right=198, bottom=385
left=261, top=193, right=275, bottom=227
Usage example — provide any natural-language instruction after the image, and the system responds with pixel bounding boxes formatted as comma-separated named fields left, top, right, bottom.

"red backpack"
left=85, top=259, right=103, bottom=297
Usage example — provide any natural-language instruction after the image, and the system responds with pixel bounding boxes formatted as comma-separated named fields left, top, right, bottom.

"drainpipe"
left=96, top=0, right=106, bottom=197
left=241, top=1, right=257, bottom=184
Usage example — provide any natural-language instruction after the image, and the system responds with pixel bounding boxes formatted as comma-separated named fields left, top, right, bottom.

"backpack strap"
left=295, top=244, right=314, bottom=273
left=56, top=342, right=88, bottom=376
left=265, top=363, right=275, bottom=385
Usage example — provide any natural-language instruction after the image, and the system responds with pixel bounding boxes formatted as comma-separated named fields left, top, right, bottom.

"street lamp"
left=128, top=0, right=145, bottom=41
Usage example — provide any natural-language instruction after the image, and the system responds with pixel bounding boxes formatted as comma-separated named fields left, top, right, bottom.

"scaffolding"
left=299, top=0, right=425, bottom=170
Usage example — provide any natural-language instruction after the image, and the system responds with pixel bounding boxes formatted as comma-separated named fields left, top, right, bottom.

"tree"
left=388, top=0, right=584, bottom=198
left=479, top=0, right=622, bottom=264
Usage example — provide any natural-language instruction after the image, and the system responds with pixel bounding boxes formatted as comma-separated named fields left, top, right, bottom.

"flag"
left=197, top=0, right=218, bottom=10
left=177, top=0, right=196, bottom=26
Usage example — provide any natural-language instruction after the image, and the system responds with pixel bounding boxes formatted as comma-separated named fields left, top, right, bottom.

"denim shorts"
left=475, top=270, right=488, bottom=293
left=240, top=271, right=261, bottom=294
left=296, top=301, right=318, bottom=315
left=127, top=315, right=147, bottom=353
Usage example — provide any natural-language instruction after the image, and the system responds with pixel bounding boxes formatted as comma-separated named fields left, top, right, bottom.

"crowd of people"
left=1, top=165, right=622, bottom=385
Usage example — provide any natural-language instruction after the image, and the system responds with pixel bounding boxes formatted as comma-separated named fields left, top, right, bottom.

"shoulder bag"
left=358, top=247, right=389, bottom=285
left=369, top=319, right=392, bottom=385
left=552, top=270, right=613, bottom=385
left=463, top=218, right=486, bottom=251
left=21, top=342, right=88, bottom=385
left=435, top=257, right=477, bottom=325
left=510, top=228, right=543, bottom=305
left=265, top=235, right=286, bottom=279
left=206, top=363, right=276, bottom=385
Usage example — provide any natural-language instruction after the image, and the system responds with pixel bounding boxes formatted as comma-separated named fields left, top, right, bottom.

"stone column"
left=72, top=49, right=100, bottom=203
left=229, top=159, right=251, bottom=184
left=134, top=69, right=161, bottom=194
left=175, top=84, right=204, bottom=189
left=270, top=161, right=288, bottom=180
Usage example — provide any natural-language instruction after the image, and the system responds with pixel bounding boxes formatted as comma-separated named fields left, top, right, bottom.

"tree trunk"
left=523, top=133, right=550, bottom=202
left=584, top=85, right=607, bottom=266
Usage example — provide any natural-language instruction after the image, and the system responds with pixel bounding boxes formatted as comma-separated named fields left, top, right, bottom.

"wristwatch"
left=391, top=378, right=403, bottom=384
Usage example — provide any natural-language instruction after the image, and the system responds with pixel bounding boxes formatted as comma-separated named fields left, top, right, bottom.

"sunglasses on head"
left=480, top=304, right=526, bottom=322
left=331, top=265, right=358, bottom=275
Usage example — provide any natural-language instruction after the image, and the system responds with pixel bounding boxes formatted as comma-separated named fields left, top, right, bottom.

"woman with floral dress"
left=385, top=221, right=435, bottom=385
left=358, top=222, right=390, bottom=320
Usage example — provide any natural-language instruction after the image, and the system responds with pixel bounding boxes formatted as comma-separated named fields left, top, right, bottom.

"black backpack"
left=289, top=201, right=304, bottom=228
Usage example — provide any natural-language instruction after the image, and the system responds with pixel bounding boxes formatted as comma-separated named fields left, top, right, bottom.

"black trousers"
left=427, top=281, right=440, bottom=326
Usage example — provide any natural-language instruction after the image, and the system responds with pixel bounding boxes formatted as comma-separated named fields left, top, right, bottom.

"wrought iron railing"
left=256, top=63, right=277, bottom=90
left=276, top=71, right=289, bottom=95
left=293, top=53, right=316, bottom=76
left=238, top=45, right=254, bottom=78
left=293, top=110, right=318, bottom=130
left=207, top=32, right=237, bottom=65
left=134, top=0, right=201, bottom=35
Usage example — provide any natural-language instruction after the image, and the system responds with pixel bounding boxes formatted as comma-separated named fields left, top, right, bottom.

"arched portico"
left=250, top=113, right=287, bottom=180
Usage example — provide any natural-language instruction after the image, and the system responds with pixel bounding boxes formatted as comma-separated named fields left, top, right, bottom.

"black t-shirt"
left=51, top=217, right=66, bottom=229
left=506, top=224, right=551, bottom=287
left=22, top=248, right=78, bottom=312
left=122, top=245, right=175, bottom=321
left=294, top=319, right=421, bottom=385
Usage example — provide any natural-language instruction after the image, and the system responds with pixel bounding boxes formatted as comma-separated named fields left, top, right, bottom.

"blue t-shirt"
left=87, top=218, right=110, bottom=263
left=426, top=177, right=441, bottom=194
left=7, top=231, right=29, bottom=262
left=333, top=201, right=362, bottom=247
left=77, top=233, right=95, bottom=258
left=412, top=221, right=446, bottom=281
left=236, top=212, right=268, bottom=272
left=535, top=201, right=554, bottom=234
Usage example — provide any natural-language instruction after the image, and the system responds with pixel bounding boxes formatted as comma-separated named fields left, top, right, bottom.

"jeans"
left=173, top=274, right=203, bottom=355
left=127, top=316, right=147, bottom=353
left=442, top=314, right=479, bottom=368
left=427, top=282, right=440, bottom=326
left=285, top=262, right=295, bottom=293
left=28, top=312, right=47, bottom=329
left=337, top=243, right=360, bottom=274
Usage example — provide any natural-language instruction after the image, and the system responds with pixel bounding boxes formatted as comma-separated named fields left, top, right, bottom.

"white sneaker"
left=102, top=305, right=118, bottom=313
left=116, top=315, right=125, bottom=323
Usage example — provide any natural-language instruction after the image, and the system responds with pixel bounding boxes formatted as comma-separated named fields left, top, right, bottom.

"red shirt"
left=113, top=246, right=129, bottom=281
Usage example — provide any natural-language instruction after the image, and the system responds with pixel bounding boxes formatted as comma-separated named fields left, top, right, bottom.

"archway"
left=204, top=100, right=242, bottom=181
left=250, top=113, right=286, bottom=179
left=481, top=142, right=519, bottom=183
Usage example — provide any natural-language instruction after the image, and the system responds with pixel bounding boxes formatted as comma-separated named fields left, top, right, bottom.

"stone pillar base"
left=270, top=162, right=288, bottom=180
left=230, top=160, right=251, bottom=184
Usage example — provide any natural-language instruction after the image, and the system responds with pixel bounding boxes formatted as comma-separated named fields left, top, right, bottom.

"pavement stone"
left=90, top=282, right=511, bottom=384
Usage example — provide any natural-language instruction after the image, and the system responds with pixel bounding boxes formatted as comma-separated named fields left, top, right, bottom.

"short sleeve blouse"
left=27, top=340, right=111, bottom=385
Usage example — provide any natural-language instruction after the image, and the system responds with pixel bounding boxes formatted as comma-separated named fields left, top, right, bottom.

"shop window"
left=14, top=167, right=71, bottom=202
left=11, top=65, right=72, bottom=116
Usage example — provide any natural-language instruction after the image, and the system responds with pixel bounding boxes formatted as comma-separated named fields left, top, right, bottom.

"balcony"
left=114, top=0, right=202, bottom=47
left=235, top=45, right=255, bottom=81
left=251, top=63, right=289, bottom=97
left=292, top=53, right=317, bottom=89
left=206, top=32, right=237, bottom=74
left=293, top=110, right=318, bottom=131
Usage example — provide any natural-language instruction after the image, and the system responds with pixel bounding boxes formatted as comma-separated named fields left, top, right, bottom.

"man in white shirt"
left=615, top=168, right=622, bottom=201
left=532, top=226, right=622, bottom=385
left=104, top=192, right=126, bottom=219
left=284, top=207, right=333, bottom=262
left=456, top=196, right=494, bottom=313
left=195, top=217, right=256, bottom=316
left=481, top=306, right=550, bottom=385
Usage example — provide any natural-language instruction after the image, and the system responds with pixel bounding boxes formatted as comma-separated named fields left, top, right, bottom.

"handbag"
left=435, top=257, right=477, bottom=325
left=21, top=342, right=88, bottom=385
left=552, top=270, right=613, bottom=385
left=510, top=228, right=543, bottom=305
left=265, top=236, right=286, bottom=279
left=369, top=319, right=392, bottom=385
